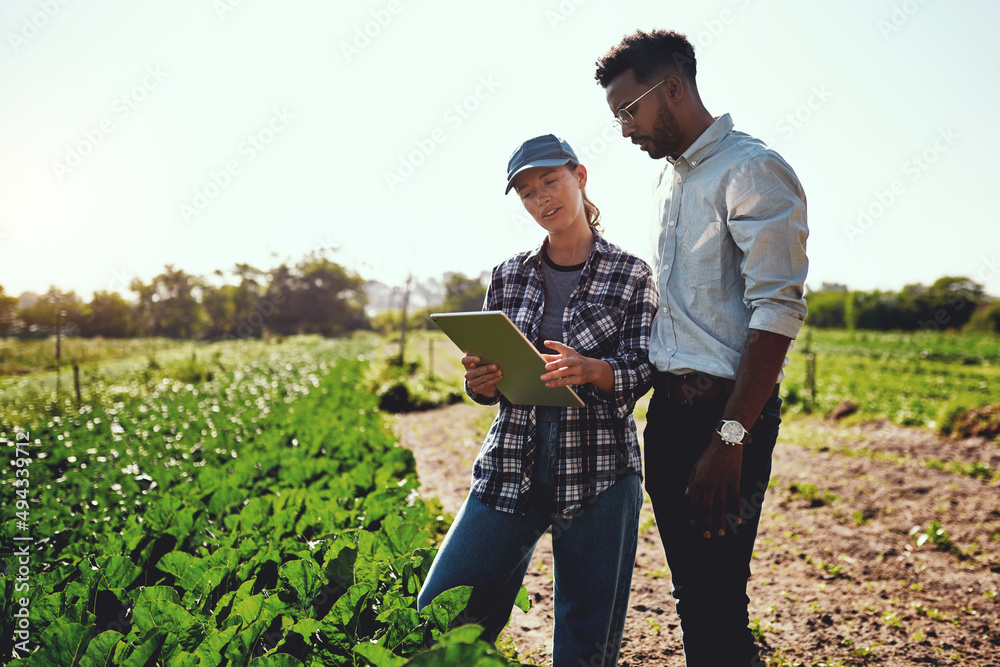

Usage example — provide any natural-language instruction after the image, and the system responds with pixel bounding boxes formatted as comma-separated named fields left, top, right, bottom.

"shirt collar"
left=523, top=231, right=608, bottom=268
left=669, top=113, right=734, bottom=172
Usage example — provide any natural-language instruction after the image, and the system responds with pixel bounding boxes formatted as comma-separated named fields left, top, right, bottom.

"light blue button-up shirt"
left=651, top=113, right=808, bottom=380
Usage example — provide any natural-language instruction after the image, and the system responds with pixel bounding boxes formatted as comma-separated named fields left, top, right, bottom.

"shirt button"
left=668, top=219, right=676, bottom=227
left=663, top=264, right=669, bottom=271
left=662, top=307, right=669, bottom=315
left=691, top=160, right=698, bottom=165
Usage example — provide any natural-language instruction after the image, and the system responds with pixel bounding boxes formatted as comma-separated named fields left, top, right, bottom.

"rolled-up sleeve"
left=726, top=155, right=809, bottom=340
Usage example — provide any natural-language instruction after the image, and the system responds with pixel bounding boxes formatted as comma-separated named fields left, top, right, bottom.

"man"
left=595, top=29, right=809, bottom=666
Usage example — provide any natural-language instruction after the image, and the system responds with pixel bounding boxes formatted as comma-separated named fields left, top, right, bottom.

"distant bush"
left=372, top=355, right=462, bottom=413
left=963, top=301, right=1000, bottom=334
left=804, top=291, right=848, bottom=328
left=803, top=277, right=991, bottom=332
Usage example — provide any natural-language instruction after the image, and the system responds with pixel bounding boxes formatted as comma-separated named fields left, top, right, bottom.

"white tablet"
left=430, top=311, right=584, bottom=408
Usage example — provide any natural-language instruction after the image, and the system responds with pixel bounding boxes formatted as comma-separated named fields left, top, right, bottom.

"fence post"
left=73, top=362, right=81, bottom=406
left=804, top=329, right=816, bottom=414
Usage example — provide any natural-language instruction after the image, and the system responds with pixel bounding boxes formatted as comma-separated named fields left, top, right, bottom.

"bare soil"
left=393, top=404, right=1000, bottom=666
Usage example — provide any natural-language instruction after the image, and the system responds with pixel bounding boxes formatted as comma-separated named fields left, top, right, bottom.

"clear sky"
left=2, top=0, right=999, bottom=302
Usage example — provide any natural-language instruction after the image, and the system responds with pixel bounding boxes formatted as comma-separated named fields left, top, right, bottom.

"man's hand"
left=687, top=328, right=791, bottom=538
left=686, top=432, right=743, bottom=538
left=463, top=355, right=502, bottom=398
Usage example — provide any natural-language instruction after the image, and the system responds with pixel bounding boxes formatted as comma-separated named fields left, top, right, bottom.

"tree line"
left=4, top=266, right=995, bottom=340
left=0, top=253, right=489, bottom=340
left=805, top=276, right=1000, bottom=333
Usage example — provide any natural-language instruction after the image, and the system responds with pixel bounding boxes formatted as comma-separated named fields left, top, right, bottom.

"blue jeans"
left=417, top=421, right=642, bottom=667
left=643, top=388, right=782, bottom=667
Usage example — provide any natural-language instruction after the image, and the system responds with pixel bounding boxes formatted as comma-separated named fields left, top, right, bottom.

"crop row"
left=1, top=338, right=516, bottom=666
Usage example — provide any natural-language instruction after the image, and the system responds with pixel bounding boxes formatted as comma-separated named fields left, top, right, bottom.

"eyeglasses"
left=613, top=78, right=667, bottom=128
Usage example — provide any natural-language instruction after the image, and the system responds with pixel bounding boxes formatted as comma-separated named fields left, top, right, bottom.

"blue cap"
left=505, top=134, right=580, bottom=194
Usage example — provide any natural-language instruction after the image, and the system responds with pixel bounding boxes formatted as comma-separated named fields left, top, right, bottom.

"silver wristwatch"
left=716, top=419, right=751, bottom=446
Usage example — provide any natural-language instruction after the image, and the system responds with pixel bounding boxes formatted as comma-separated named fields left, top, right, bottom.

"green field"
left=780, top=328, right=999, bottom=432
left=0, top=336, right=193, bottom=377
left=1, top=335, right=519, bottom=666
left=1, top=328, right=996, bottom=664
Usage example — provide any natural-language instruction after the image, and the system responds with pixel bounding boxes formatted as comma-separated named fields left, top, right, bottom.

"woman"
left=416, top=134, right=658, bottom=666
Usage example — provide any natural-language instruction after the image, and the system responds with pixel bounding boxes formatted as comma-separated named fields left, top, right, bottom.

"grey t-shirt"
left=535, top=247, right=584, bottom=422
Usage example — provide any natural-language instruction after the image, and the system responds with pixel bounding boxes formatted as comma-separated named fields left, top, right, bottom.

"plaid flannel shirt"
left=466, top=233, right=658, bottom=516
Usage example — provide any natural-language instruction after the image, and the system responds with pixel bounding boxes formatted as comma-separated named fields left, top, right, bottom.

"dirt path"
left=394, top=405, right=1000, bottom=666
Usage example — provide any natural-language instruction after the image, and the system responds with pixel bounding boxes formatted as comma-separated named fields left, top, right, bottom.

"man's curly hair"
left=594, top=29, right=697, bottom=87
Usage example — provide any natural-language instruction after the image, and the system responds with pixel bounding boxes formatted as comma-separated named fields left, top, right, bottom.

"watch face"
left=720, top=421, right=746, bottom=443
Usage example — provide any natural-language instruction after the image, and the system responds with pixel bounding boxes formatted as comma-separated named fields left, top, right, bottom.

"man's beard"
left=647, top=104, right=683, bottom=160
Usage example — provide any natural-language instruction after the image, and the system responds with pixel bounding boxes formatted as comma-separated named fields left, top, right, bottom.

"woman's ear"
left=574, top=163, right=588, bottom=189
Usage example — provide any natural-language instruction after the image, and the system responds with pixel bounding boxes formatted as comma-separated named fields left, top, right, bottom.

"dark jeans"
left=643, top=385, right=782, bottom=667
left=417, top=422, right=642, bottom=667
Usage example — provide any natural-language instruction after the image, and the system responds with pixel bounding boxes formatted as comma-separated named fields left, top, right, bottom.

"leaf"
left=420, top=586, right=473, bottom=633
left=324, top=544, right=358, bottom=591
left=435, top=624, right=484, bottom=646
left=94, top=555, right=142, bottom=591
left=228, top=593, right=266, bottom=625
left=134, top=585, right=182, bottom=606
left=350, top=461, right=376, bottom=491
left=324, top=582, right=373, bottom=637
left=353, top=643, right=407, bottom=667
left=248, top=655, right=306, bottom=667
left=384, top=521, right=428, bottom=557
left=166, top=652, right=200, bottom=667
left=131, top=599, right=205, bottom=652
left=158, top=548, right=238, bottom=606
left=36, top=620, right=92, bottom=666
left=279, top=558, right=324, bottom=603
left=212, top=576, right=257, bottom=625
left=375, top=607, right=420, bottom=652
left=239, top=496, right=272, bottom=531
left=290, top=617, right=323, bottom=637
left=401, top=643, right=501, bottom=666
left=121, top=628, right=167, bottom=667
left=145, top=495, right=182, bottom=534
left=156, top=551, right=200, bottom=581
left=205, top=546, right=241, bottom=572
left=223, top=615, right=273, bottom=664
left=193, top=625, right=240, bottom=666
left=513, top=585, right=531, bottom=613
left=207, top=486, right=245, bottom=517
left=79, top=630, right=124, bottom=667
